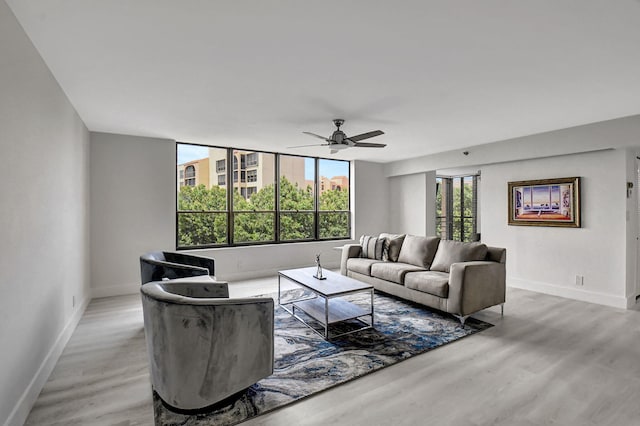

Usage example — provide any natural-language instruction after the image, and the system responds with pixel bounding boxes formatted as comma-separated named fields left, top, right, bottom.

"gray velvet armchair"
left=140, top=280, right=274, bottom=411
left=140, top=251, right=215, bottom=284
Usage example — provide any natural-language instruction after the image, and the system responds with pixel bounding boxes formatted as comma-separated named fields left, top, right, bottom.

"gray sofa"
left=341, top=233, right=506, bottom=325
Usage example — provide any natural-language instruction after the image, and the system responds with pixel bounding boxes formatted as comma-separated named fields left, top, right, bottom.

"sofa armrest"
left=340, top=244, right=362, bottom=275
left=447, top=261, right=506, bottom=316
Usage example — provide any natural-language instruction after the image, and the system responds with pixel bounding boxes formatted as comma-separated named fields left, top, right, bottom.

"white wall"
left=388, top=172, right=436, bottom=235
left=385, top=115, right=640, bottom=177
left=383, top=116, right=640, bottom=309
left=352, top=160, right=390, bottom=236
left=0, top=3, right=90, bottom=425
left=192, top=240, right=348, bottom=282
left=90, top=133, right=176, bottom=298
left=89, top=135, right=389, bottom=293
left=625, top=149, right=639, bottom=306
left=482, top=150, right=630, bottom=308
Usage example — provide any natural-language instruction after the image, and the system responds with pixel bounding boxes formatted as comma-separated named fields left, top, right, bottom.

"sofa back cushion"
left=379, top=233, right=406, bottom=262
left=430, top=240, right=488, bottom=273
left=359, top=235, right=384, bottom=260
left=397, top=235, right=441, bottom=268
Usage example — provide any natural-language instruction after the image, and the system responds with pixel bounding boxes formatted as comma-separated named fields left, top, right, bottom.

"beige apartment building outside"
left=208, top=150, right=307, bottom=198
left=177, top=157, right=210, bottom=188
left=178, top=148, right=349, bottom=199
left=320, top=175, right=349, bottom=194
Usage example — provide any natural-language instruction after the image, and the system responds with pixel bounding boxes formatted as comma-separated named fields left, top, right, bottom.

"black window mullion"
left=459, top=177, right=465, bottom=241
left=314, top=158, right=320, bottom=240
left=275, top=154, right=281, bottom=242
left=227, top=148, right=234, bottom=245
left=472, top=175, right=478, bottom=240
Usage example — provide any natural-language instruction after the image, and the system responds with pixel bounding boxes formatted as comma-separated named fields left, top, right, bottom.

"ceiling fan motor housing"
left=331, top=130, right=346, bottom=144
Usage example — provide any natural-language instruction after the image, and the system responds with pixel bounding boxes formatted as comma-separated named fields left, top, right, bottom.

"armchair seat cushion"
left=371, top=262, right=425, bottom=284
left=346, top=258, right=382, bottom=276
left=404, top=271, right=450, bottom=298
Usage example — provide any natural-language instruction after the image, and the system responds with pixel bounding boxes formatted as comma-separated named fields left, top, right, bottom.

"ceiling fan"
left=290, top=119, right=386, bottom=154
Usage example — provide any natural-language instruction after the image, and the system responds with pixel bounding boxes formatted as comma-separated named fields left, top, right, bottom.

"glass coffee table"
left=278, top=267, right=374, bottom=340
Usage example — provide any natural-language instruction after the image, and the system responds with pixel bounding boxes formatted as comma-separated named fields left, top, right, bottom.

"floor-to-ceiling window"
left=436, top=175, right=479, bottom=241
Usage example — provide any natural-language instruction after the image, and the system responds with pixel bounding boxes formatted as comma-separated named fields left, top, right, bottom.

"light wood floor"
left=25, top=278, right=640, bottom=426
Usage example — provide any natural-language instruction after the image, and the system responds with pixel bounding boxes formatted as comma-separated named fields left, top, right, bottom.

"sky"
left=177, top=144, right=209, bottom=164
left=177, top=144, right=349, bottom=180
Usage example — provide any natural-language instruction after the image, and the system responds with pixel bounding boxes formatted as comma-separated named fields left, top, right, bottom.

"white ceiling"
left=7, top=0, right=640, bottom=162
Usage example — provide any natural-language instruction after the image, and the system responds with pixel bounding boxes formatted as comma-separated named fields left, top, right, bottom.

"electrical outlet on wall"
left=575, top=275, right=584, bottom=286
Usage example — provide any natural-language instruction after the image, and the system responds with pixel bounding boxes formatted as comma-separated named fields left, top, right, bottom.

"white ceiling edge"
left=386, top=114, right=640, bottom=177
left=5, top=0, right=640, bottom=163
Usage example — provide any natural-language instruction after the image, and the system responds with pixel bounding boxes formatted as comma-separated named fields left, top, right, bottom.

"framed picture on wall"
left=508, top=177, right=581, bottom=227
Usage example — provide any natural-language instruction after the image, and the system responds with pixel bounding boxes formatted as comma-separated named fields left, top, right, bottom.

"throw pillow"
left=360, top=235, right=383, bottom=260
left=397, top=235, right=441, bottom=268
left=379, top=233, right=406, bottom=262
left=430, top=240, right=488, bottom=273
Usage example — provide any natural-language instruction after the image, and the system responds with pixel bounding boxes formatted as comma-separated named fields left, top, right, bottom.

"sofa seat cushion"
left=430, top=240, right=488, bottom=273
left=347, top=258, right=383, bottom=276
left=404, top=271, right=450, bottom=298
left=370, top=262, right=425, bottom=284
left=397, top=235, right=441, bottom=268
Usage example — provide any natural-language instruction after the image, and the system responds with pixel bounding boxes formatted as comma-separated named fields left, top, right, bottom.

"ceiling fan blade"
left=353, top=142, right=387, bottom=148
left=347, top=130, right=384, bottom=142
left=287, top=143, right=329, bottom=148
left=302, top=131, right=330, bottom=141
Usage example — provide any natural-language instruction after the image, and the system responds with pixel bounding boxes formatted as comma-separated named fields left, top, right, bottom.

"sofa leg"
left=501, top=304, right=504, bottom=316
left=453, top=314, right=469, bottom=326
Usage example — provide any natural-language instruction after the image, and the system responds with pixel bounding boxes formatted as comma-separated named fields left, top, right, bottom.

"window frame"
left=176, top=142, right=351, bottom=250
left=436, top=174, right=479, bottom=242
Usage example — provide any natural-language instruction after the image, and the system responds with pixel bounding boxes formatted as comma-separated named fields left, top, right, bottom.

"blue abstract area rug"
left=153, top=291, right=492, bottom=425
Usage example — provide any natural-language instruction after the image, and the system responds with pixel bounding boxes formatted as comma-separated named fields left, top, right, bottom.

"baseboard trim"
left=91, top=283, right=140, bottom=298
left=3, top=296, right=90, bottom=426
left=508, top=277, right=628, bottom=309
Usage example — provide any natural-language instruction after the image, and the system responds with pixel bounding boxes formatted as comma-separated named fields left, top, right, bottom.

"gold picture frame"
left=508, top=177, right=581, bottom=227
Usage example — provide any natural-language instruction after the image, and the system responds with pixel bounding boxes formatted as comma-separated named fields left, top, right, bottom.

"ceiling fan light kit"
left=290, top=119, right=386, bottom=154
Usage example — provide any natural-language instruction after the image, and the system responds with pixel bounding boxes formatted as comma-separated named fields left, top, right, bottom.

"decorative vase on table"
left=313, top=253, right=326, bottom=280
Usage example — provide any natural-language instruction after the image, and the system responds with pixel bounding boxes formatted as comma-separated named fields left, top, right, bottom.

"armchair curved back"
left=140, top=281, right=274, bottom=411
left=140, top=251, right=215, bottom=284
